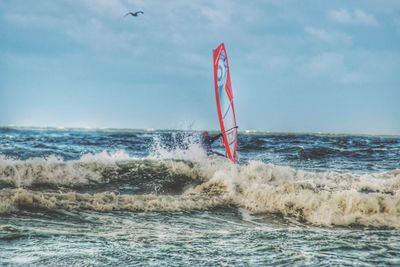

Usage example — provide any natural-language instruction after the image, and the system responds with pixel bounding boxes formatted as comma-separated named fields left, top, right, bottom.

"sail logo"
left=217, top=51, right=228, bottom=88
left=217, top=51, right=229, bottom=112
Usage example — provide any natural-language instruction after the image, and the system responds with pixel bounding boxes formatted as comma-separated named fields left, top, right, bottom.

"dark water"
left=0, top=127, right=399, bottom=266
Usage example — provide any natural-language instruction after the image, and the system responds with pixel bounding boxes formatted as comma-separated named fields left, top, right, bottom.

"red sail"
left=213, top=43, right=238, bottom=163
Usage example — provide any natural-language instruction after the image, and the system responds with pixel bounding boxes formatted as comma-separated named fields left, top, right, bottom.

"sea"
left=0, top=127, right=399, bottom=266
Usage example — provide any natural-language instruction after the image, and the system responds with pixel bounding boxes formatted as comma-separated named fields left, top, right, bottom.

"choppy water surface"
left=0, top=127, right=399, bottom=266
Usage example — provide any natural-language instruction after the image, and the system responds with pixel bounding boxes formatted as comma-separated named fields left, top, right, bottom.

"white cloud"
left=304, top=26, right=352, bottom=46
left=301, top=53, right=367, bottom=83
left=329, top=8, right=352, bottom=24
left=329, top=8, right=378, bottom=26
left=197, top=4, right=231, bottom=27
left=305, top=53, right=344, bottom=74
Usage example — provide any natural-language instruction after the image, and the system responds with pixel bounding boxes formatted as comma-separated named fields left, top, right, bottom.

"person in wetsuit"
left=201, top=131, right=225, bottom=157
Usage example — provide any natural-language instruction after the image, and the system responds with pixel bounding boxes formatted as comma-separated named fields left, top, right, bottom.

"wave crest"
left=1, top=151, right=400, bottom=228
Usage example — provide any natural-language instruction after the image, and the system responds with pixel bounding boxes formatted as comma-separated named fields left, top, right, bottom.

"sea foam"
left=1, top=149, right=399, bottom=228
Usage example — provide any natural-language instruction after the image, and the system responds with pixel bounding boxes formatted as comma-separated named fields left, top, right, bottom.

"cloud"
left=304, top=53, right=344, bottom=74
left=197, top=5, right=231, bottom=28
left=304, top=26, right=352, bottom=46
left=329, top=8, right=378, bottom=26
left=301, top=52, right=367, bottom=83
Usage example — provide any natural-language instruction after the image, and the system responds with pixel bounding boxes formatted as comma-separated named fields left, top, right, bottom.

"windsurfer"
left=201, top=131, right=225, bottom=157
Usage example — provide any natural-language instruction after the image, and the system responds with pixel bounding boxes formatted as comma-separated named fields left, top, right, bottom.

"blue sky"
left=1, top=0, right=399, bottom=134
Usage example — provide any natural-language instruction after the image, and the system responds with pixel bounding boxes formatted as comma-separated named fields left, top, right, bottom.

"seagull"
left=124, top=11, right=144, bottom=17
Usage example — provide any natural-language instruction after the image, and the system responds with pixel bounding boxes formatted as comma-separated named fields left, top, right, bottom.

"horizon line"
left=1, top=125, right=399, bottom=137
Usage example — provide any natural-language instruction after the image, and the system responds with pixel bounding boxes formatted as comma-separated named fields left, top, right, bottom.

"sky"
left=1, top=0, right=399, bottom=134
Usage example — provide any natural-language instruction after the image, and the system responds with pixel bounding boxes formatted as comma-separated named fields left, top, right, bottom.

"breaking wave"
left=1, top=147, right=400, bottom=228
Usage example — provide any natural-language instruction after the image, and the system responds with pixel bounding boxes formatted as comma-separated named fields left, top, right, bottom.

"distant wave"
left=1, top=150, right=399, bottom=228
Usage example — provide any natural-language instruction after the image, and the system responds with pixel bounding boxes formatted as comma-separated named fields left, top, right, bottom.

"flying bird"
left=124, top=11, right=144, bottom=17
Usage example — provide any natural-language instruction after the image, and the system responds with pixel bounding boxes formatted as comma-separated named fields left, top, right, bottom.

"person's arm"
left=209, top=133, right=223, bottom=143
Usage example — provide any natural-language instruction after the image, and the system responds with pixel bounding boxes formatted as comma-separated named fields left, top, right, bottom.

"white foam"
left=0, top=150, right=137, bottom=187
left=1, top=137, right=399, bottom=228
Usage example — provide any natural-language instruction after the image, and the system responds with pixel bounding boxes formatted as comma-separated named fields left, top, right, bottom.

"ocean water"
left=0, top=127, right=399, bottom=266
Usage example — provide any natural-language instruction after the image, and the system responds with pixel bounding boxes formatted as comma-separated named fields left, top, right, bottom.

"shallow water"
left=0, top=127, right=399, bottom=266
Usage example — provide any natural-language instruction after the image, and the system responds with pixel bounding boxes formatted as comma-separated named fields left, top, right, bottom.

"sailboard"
left=213, top=43, right=238, bottom=163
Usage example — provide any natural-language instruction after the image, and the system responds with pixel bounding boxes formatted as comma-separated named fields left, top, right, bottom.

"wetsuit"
left=201, top=133, right=225, bottom=157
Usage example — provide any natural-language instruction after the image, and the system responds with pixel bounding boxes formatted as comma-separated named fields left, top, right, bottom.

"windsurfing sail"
left=213, top=43, right=238, bottom=163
